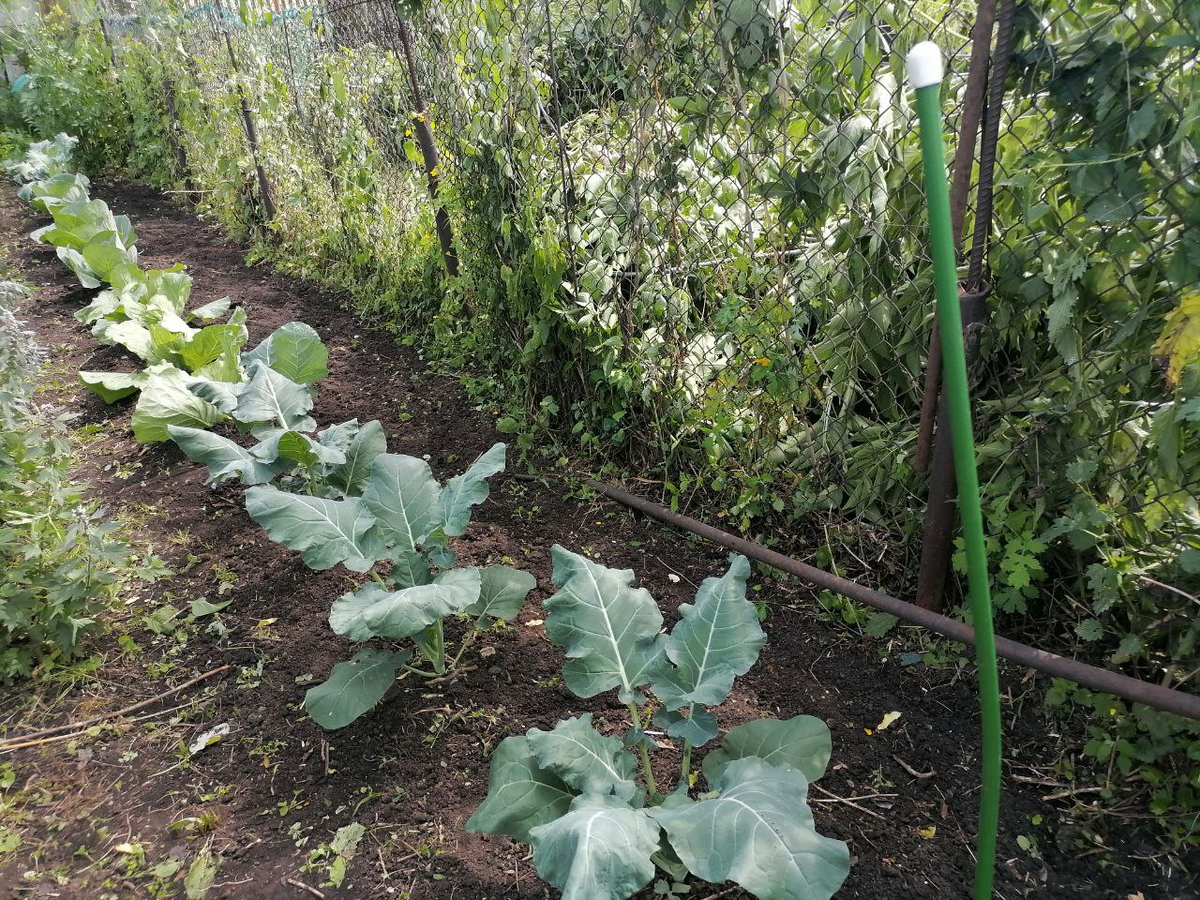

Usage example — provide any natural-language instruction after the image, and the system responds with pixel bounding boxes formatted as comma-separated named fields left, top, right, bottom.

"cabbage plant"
left=24, top=172, right=91, bottom=213
left=82, top=320, right=328, bottom=444
left=168, top=413, right=386, bottom=495
left=467, top=548, right=849, bottom=900
left=163, top=324, right=384, bottom=489
left=242, top=442, right=534, bottom=730
left=77, top=263, right=236, bottom=366
left=4, top=132, right=77, bottom=186
left=30, top=196, right=138, bottom=288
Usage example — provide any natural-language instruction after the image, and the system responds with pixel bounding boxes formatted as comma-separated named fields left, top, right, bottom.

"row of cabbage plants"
left=9, top=133, right=852, bottom=900
left=7, top=0, right=1196, bottom=823
left=0, top=160, right=131, bottom=678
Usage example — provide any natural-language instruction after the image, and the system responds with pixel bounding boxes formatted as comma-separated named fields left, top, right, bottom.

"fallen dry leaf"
left=877, top=711, right=902, bottom=731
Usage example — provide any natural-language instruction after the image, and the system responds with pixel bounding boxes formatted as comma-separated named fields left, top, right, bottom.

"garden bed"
left=0, top=180, right=1187, bottom=900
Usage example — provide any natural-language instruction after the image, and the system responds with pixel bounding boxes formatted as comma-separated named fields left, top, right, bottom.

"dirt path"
left=0, top=181, right=1187, bottom=900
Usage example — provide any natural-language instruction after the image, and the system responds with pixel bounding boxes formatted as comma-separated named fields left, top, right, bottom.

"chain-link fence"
left=11, top=0, right=1199, bottom=691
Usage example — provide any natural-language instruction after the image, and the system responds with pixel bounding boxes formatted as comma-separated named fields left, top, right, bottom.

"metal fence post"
left=914, top=0, right=1015, bottom=611
left=161, top=73, right=193, bottom=191
left=916, top=283, right=990, bottom=609
left=913, top=0, right=998, bottom=475
left=392, top=6, right=458, bottom=277
left=211, top=0, right=277, bottom=222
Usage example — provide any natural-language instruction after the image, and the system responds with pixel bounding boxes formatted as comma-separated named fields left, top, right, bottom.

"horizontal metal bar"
left=591, top=480, right=1200, bottom=721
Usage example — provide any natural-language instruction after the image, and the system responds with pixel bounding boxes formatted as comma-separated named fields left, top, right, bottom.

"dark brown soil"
left=0, top=181, right=1192, bottom=900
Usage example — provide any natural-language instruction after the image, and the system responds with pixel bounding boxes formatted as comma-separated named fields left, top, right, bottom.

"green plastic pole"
left=907, top=42, right=1002, bottom=900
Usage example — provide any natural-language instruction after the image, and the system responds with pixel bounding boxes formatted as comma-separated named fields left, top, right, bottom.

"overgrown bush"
left=0, top=281, right=128, bottom=679
left=1, top=5, right=131, bottom=174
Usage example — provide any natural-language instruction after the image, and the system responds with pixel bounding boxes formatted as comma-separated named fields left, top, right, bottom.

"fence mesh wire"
left=32, top=0, right=1200, bottom=682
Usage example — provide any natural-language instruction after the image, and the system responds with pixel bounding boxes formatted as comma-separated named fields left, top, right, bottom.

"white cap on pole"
left=907, top=41, right=944, bottom=89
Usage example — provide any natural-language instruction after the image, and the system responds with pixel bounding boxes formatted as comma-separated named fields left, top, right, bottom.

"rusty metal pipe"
left=590, top=480, right=1200, bottom=720
left=914, top=0, right=999, bottom=474
left=916, top=282, right=989, bottom=611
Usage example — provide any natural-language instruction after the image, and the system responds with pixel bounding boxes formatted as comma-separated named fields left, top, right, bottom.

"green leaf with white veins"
left=466, top=735, right=575, bottom=842
left=32, top=198, right=122, bottom=249
left=79, top=370, right=144, bottom=403
left=362, top=454, right=442, bottom=553
left=191, top=352, right=243, bottom=384
left=188, top=297, right=232, bottom=322
left=441, top=442, right=506, bottom=535
left=188, top=378, right=247, bottom=414
left=326, top=420, right=387, bottom=497
left=282, top=431, right=346, bottom=465
left=316, top=418, right=361, bottom=454
left=244, top=487, right=381, bottom=571
left=232, top=362, right=316, bottom=436
left=81, top=230, right=137, bottom=277
left=701, top=717, right=833, bottom=785
left=654, top=706, right=719, bottom=747
left=56, top=247, right=102, bottom=289
left=649, top=554, right=763, bottom=710
left=651, top=758, right=849, bottom=900
left=177, top=324, right=248, bottom=378
left=57, top=230, right=138, bottom=288
left=304, top=648, right=412, bottom=731
left=124, top=296, right=193, bottom=334
left=106, top=263, right=190, bottom=308
left=329, top=568, right=481, bottom=640
left=251, top=430, right=345, bottom=469
left=465, top=565, right=536, bottom=621
left=242, top=321, right=328, bottom=385
left=113, top=214, right=137, bottom=249
left=529, top=793, right=660, bottom=900
left=76, top=290, right=121, bottom=325
left=526, top=714, right=639, bottom=802
left=99, top=319, right=157, bottom=360
left=130, top=365, right=224, bottom=443
left=388, top=550, right=433, bottom=589
left=167, top=425, right=284, bottom=486
left=146, top=320, right=197, bottom=365
left=27, top=172, right=89, bottom=213
left=544, top=546, right=665, bottom=703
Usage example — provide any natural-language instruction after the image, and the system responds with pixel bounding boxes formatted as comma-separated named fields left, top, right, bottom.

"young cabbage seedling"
left=76, top=263, right=237, bottom=365
left=243, top=442, right=535, bottom=729
left=160, top=320, right=334, bottom=461
left=467, top=547, right=849, bottom=900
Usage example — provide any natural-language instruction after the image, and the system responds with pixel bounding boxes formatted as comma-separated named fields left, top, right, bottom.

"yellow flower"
left=754, top=357, right=770, bottom=366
